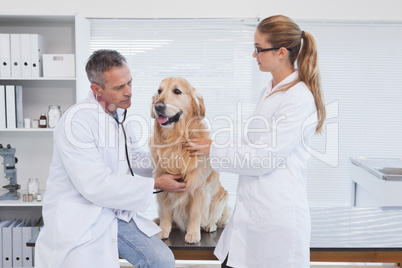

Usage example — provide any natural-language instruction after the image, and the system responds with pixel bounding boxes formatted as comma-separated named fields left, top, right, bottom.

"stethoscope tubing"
left=114, top=109, right=162, bottom=194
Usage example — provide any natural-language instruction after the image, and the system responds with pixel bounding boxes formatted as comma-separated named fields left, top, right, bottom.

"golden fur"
left=151, top=77, right=230, bottom=243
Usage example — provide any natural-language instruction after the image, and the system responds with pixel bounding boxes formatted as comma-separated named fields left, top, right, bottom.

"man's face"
left=95, top=62, right=132, bottom=114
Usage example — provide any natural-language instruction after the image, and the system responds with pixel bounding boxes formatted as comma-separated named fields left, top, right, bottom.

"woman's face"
left=253, top=30, right=279, bottom=73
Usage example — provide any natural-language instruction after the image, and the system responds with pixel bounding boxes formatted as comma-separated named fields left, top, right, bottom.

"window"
left=89, top=18, right=402, bottom=219
left=299, top=21, right=402, bottom=206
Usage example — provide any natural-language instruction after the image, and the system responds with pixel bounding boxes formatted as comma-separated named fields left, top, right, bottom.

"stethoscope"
left=113, top=108, right=163, bottom=194
left=113, top=109, right=133, bottom=176
left=96, top=91, right=162, bottom=194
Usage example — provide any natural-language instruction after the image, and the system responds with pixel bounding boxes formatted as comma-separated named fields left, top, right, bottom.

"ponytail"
left=257, top=15, right=326, bottom=133
left=298, top=31, right=326, bottom=133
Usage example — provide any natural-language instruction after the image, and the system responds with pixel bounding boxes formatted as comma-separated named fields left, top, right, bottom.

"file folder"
left=15, top=85, right=23, bottom=128
left=12, top=222, right=24, bottom=267
left=30, top=34, right=43, bottom=78
left=22, top=223, right=33, bottom=267
left=5, top=85, right=16, bottom=129
left=2, top=228, right=12, bottom=267
left=20, top=34, right=31, bottom=78
left=2, top=220, right=19, bottom=268
left=0, top=33, right=11, bottom=78
left=0, top=85, right=6, bottom=129
left=31, top=222, right=40, bottom=267
left=0, top=220, right=12, bottom=268
left=10, top=34, right=22, bottom=78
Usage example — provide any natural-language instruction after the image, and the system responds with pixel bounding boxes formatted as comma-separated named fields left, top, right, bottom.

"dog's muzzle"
left=154, top=101, right=182, bottom=126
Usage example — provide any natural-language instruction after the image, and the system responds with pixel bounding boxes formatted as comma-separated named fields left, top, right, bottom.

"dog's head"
left=151, top=77, right=205, bottom=128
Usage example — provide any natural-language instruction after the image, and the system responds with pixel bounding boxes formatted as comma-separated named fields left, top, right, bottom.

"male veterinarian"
left=35, top=49, right=186, bottom=268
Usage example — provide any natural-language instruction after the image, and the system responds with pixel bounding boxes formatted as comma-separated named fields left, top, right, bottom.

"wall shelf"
left=0, top=14, right=90, bottom=222
left=0, top=128, right=54, bottom=132
left=0, top=77, right=76, bottom=81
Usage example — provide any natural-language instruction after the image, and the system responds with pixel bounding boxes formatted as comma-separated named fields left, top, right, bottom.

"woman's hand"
left=184, top=138, right=212, bottom=156
left=154, top=174, right=186, bottom=192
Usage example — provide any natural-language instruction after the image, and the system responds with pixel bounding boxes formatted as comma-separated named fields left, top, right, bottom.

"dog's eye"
left=173, top=89, right=182, bottom=95
left=158, top=89, right=162, bottom=94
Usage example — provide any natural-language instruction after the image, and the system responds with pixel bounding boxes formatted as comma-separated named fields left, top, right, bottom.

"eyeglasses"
left=254, top=47, right=292, bottom=54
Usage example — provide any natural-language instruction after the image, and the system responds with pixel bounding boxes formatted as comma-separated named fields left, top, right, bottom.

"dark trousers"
left=221, top=255, right=234, bottom=268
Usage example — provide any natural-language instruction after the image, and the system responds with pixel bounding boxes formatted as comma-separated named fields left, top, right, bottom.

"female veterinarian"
left=185, top=15, right=326, bottom=267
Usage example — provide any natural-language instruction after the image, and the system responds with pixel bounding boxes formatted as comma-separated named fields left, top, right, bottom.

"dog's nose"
left=154, top=101, right=166, bottom=112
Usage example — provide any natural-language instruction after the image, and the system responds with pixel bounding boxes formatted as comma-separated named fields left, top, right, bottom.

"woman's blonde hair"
left=257, top=15, right=326, bottom=133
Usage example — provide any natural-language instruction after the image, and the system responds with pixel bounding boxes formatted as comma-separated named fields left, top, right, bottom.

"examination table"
left=28, top=207, right=402, bottom=265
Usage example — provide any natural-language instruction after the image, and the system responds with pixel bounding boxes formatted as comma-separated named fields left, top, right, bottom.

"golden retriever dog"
left=151, top=77, right=230, bottom=243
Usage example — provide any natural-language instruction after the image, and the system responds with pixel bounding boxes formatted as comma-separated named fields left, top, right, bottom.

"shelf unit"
left=0, top=14, right=90, bottom=220
left=0, top=128, right=54, bottom=132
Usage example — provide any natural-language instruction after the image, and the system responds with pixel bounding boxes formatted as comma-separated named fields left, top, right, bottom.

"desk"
left=28, top=207, right=402, bottom=263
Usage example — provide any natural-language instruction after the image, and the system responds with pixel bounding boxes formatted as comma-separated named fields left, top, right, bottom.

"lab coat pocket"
left=254, top=174, right=294, bottom=228
left=55, top=200, right=102, bottom=245
left=247, top=176, right=265, bottom=223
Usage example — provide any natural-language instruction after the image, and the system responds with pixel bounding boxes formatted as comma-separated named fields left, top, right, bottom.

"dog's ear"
left=192, top=87, right=205, bottom=119
left=151, top=93, right=157, bottom=119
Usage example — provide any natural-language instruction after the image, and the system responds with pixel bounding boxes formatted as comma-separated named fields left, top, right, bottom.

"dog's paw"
left=203, top=223, right=217, bottom=233
left=158, top=229, right=171, bottom=240
left=185, top=231, right=201, bottom=244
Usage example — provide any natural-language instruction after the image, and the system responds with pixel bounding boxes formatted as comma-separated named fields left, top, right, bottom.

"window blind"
left=298, top=21, right=402, bottom=206
left=90, top=18, right=265, bottom=219
left=89, top=18, right=402, bottom=219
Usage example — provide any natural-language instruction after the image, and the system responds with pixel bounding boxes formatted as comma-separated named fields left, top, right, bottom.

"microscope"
left=0, top=144, right=20, bottom=200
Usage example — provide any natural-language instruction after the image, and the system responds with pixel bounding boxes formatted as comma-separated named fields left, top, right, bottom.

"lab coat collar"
left=267, top=70, right=299, bottom=94
left=86, top=91, right=125, bottom=120
left=87, top=91, right=105, bottom=114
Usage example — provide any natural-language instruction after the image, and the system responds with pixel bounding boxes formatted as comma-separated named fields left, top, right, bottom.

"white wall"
left=1, top=0, right=402, bottom=21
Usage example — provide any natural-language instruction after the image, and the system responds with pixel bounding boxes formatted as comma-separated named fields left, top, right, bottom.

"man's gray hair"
left=85, top=49, right=127, bottom=88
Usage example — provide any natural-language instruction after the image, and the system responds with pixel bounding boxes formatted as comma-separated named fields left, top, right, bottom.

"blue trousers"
left=118, top=219, right=175, bottom=268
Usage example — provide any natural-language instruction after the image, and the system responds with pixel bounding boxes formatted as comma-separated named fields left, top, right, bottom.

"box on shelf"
left=43, top=54, right=75, bottom=78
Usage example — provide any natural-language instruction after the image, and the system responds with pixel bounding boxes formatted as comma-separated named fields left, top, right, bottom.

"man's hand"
left=154, top=174, right=186, bottom=192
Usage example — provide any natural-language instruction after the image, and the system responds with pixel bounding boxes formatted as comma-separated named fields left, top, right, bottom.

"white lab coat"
left=35, top=92, right=160, bottom=268
left=212, top=71, right=317, bottom=268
